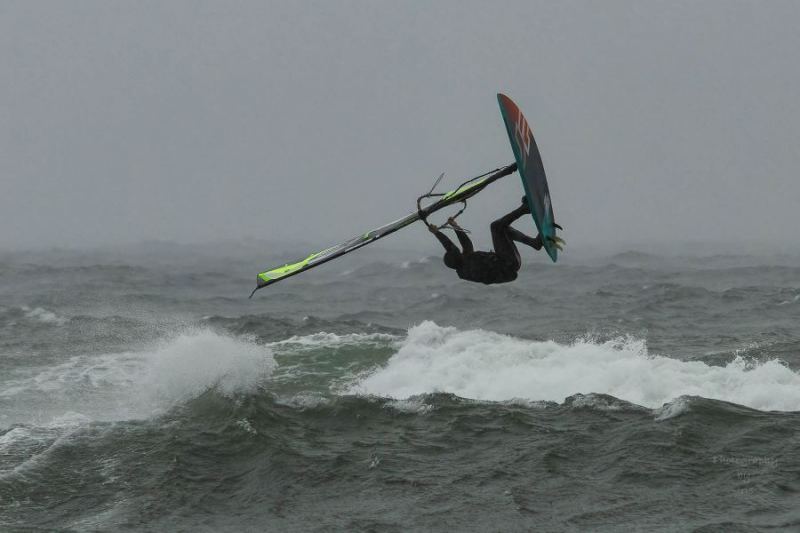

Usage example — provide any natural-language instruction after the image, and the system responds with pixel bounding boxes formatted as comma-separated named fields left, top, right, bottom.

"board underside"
left=497, top=93, right=558, bottom=262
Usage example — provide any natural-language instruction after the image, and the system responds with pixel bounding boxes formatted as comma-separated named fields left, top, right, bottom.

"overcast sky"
left=2, top=1, right=798, bottom=252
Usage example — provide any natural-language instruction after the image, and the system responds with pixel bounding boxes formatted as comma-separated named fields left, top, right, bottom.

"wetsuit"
left=431, top=202, right=542, bottom=285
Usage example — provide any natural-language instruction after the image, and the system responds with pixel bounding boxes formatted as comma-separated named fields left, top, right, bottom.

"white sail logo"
left=514, top=110, right=531, bottom=168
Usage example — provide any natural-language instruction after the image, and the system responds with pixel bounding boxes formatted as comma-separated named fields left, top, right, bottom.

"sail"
left=251, top=163, right=516, bottom=296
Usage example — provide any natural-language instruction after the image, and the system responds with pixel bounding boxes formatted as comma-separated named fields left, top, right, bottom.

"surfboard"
left=497, top=94, right=559, bottom=262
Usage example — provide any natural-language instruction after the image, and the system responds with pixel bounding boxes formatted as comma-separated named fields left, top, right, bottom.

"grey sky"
left=2, top=1, right=798, bottom=251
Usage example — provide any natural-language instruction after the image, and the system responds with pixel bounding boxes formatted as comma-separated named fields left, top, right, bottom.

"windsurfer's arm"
left=447, top=217, right=473, bottom=254
left=428, top=223, right=460, bottom=256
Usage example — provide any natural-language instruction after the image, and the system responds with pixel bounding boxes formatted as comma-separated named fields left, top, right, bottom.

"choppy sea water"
left=1, top=242, right=799, bottom=532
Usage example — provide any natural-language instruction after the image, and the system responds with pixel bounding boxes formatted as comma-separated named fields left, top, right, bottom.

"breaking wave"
left=349, top=321, right=800, bottom=412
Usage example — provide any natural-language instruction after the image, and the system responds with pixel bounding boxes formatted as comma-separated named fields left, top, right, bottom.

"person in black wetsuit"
left=425, top=197, right=562, bottom=284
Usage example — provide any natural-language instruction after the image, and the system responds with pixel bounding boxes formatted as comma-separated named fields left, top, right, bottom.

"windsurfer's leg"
left=508, top=227, right=542, bottom=250
left=490, top=216, right=522, bottom=272
left=494, top=199, right=530, bottom=228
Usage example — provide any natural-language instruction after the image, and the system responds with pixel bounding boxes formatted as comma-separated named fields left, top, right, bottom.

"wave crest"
left=349, top=321, right=800, bottom=412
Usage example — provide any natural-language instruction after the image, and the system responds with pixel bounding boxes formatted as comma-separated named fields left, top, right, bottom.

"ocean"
left=1, top=242, right=799, bottom=532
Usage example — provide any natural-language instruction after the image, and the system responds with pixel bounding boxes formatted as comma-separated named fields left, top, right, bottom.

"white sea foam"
left=0, top=412, right=90, bottom=454
left=386, top=397, right=434, bottom=414
left=269, top=331, right=398, bottom=350
left=235, top=418, right=257, bottom=435
left=0, top=412, right=92, bottom=479
left=566, top=393, right=642, bottom=411
left=22, top=306, right=67, bottom=325
left=400, top=257, right=429, bottom=268
left=653, top=396, right=693, bottom=421
left=275, top=392, right=331, bottom=410
left=1, top=329, right=275, bottom=424
left=349, top=321, right=800, bottom=412
left=137, top=329, right=274, bottom=404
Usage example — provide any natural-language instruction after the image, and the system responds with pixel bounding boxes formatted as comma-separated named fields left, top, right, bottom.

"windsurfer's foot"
left=519, top=196, right=530, bottom=214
